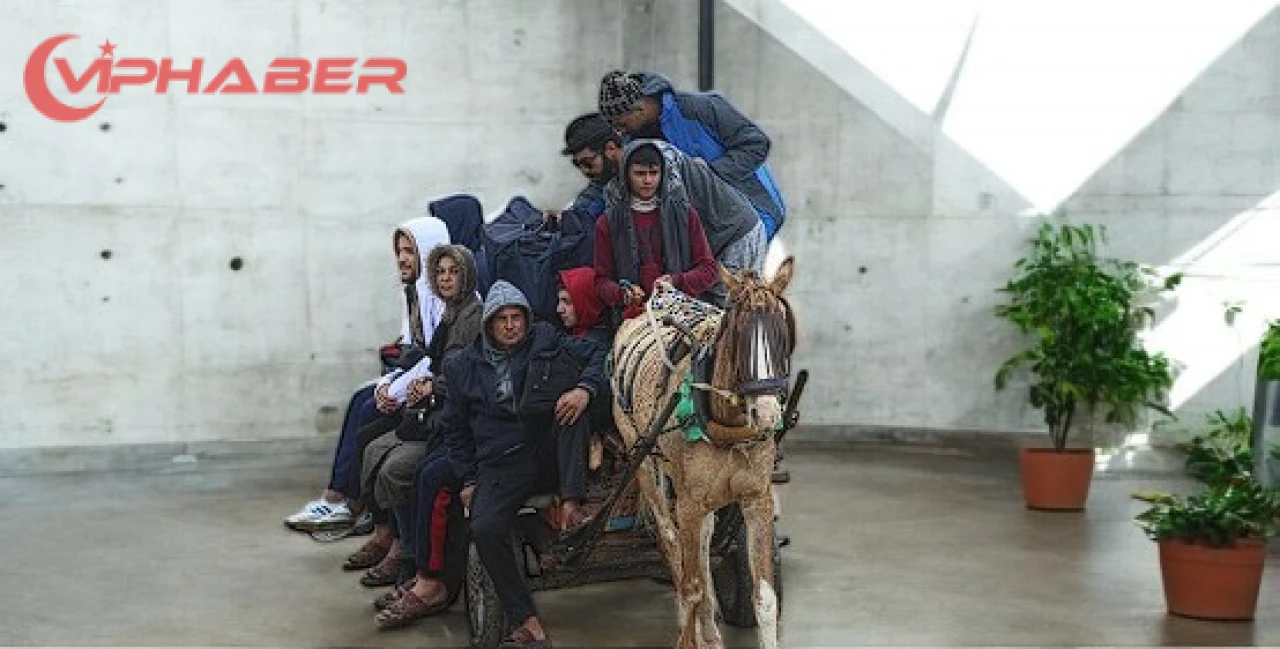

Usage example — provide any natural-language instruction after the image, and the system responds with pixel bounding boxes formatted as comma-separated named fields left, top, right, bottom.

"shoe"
left=285, top=499, right=354, bottom=531
left=310, top=510, right=374, bottom=543
left=352, top=510, right=375, bottom=535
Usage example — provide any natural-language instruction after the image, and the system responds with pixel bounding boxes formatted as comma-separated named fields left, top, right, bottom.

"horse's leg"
left=674, top=498, right=721, bottom=649
left=697, top=504, right=724, bottom=647
left=636, top=457, right=682, bottom=591
left=742, top=487, right=780, bottom=649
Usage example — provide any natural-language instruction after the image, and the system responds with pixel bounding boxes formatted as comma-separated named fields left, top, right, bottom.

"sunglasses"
left=572, top=150, right=602, bottom=170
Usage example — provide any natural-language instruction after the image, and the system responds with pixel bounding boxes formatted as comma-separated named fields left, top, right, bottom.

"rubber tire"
left=465, top=543, right=507, bottom=649
left=714, top=525, right=784, bottom=628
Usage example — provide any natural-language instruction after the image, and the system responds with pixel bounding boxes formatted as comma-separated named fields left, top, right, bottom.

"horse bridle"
left=715, top=297, right=795, bottom=400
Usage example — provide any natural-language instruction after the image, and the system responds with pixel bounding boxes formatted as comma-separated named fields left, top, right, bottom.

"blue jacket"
left=442, top=321, right=607, bottom=484
left=638, top=73, right=787, bottom=240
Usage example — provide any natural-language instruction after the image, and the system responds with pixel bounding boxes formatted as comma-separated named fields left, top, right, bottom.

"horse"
left=608, top=257, right=797, bottom=649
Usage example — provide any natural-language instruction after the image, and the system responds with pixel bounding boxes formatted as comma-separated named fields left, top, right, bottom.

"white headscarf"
left=392, top=216, right=450, bottom=349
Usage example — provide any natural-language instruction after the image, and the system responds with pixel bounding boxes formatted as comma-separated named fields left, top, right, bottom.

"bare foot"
left=372, top=539, right=402, bottom=573
left=410, top=577, right=447, bottom=607
left=559, top=500, right=591, bottom=531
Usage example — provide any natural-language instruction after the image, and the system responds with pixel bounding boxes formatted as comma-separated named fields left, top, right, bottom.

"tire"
left=464, top=543, right=507, bottom=649
left=713, top=521, right=784, bottom=628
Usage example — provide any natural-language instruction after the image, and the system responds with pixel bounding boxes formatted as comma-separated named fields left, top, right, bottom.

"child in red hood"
left=557, top=267, right=617, bottom=447
left=557, top=267, right=614, bottom=348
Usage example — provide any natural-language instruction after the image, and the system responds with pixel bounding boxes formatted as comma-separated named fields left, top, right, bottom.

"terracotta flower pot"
left=1159, top=538, right=1267, bottom=621
left=1019, top=447, right=1095, bottom=511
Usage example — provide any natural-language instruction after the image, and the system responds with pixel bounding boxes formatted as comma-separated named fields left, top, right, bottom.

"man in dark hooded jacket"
left=597, top=70, right=787, bottom=241
left=442, top=281, right=607, bottom=648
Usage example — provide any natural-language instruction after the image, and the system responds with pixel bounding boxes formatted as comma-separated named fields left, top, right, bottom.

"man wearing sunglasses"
left=558, top=112, right=624, bottom=227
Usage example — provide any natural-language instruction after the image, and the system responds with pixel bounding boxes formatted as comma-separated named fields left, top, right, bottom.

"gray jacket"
left=637, top=73, right=784, bottom=229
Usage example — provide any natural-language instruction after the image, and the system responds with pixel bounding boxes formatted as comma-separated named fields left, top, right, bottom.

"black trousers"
left=470, top=414, right=589, bottom=625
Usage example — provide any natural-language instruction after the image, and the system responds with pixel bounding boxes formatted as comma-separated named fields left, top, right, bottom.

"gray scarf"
left=482, top=336, right=517, bottom=414
left=607, top=191, right=691, bottom=285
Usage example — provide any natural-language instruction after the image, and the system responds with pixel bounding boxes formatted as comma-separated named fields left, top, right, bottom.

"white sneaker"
left=284, top=499, right=354, bottom=531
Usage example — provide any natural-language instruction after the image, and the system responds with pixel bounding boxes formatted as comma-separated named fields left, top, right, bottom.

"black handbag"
left=396, top=394, right=444, bottom=445
left=520, top=348, right=584, bottom=418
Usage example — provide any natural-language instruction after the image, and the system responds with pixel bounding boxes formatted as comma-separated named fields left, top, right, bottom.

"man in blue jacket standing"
left=597, top=70, right=787, bottom=241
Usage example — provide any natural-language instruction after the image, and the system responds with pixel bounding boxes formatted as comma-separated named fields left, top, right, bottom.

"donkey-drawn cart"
left=464, top=261, right=804, bottom=649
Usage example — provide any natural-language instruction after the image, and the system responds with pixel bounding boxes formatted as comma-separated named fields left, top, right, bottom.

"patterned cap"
left=598, top=70, right=643, bottom=120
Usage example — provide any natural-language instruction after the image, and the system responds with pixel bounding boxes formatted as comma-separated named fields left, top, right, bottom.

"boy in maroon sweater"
left=594, top=141, right=719, bottom=319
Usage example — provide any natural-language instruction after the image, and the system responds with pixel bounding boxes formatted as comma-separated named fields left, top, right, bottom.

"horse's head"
left=715, top=256, right=797, bottom=435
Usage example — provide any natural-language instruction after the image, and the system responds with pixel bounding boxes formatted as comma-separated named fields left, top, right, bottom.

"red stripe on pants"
left=428, top=489, right=452, bottom=573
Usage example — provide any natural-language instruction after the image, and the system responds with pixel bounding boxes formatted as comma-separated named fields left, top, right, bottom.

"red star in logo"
left=99, top=39, right=116, bottom=58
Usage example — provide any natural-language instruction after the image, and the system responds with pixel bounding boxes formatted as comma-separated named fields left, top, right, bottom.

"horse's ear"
left=717, top=262, right=740, bottom=293
left=769, top=256, right=795, bottom=294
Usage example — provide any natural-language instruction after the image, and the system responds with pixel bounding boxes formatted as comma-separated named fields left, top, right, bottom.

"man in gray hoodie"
left=443, top=281, right=608, bottom=648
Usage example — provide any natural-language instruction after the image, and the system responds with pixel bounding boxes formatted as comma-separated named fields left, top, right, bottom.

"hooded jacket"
left=426, top=194, right=492, bottom=298
left=411, top=245, right=483, bottom=397
left=392, top=245, right=484, bottom=442
left=635, top=73, right=787, bottom=240
left=595, top=140, right=720, bottom=313
left=558, top=267, right=612, bottom=348
left=380, top=216, right=450, bottom=403
left=604, top=139, right=757, bottom=263
left=442, top=281, right=607, bottom=485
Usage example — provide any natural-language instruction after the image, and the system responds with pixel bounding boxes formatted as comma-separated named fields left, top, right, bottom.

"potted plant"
left=1179, top=408, right=1256, bottom=487
left=1253, top=320, right=1280, bottom=487
left=1135, top=479, right=1280, bottom=620
left=994, top=221, right=1179, bottom=510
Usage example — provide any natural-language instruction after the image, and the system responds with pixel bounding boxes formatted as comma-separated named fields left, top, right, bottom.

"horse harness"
left=614, top=287, right=781, bottom=448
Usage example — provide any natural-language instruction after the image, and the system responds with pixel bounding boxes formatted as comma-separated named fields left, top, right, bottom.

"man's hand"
left=406, top=378, right=433, bottom=406
left=623, top=284, right=646, bottom=306
left=654, top=275, right=675, bottom=291
left=374, top=383, right=398, bottom=414
left=555, top=387, right=591, bottom=427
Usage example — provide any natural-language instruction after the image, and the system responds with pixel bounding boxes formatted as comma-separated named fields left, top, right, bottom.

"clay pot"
left=1159, top=539, right=1267, bottom=621
left=1019, top=447, right=1095, bottom=511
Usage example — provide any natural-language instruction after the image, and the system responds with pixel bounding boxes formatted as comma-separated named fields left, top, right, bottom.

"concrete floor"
left=2, top=443, right=1277, bottom=647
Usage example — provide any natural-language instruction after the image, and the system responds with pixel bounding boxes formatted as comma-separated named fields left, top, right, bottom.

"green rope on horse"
left=675, top=371, right=708, bottom=443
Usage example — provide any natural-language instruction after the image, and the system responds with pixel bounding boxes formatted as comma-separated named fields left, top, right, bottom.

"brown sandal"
left=343, top=540, right=389, bottom=572
left=498, top=626, right=552, bottom=649
left=360, top=563, right=399, bottom=588
left=373, top=579, right=415, bottom=611
left=374, top=589, right=450, bottom=629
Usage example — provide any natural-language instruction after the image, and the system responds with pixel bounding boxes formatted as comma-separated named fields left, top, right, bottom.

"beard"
left=592, top=156, right=618, bottom=184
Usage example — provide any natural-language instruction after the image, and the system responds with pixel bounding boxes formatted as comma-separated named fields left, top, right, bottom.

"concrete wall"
left=0, top=0, right=624, bottom=454
left=629, top=0, right=1280, bottom=444
left=4, top=0, right=1279, bottom=464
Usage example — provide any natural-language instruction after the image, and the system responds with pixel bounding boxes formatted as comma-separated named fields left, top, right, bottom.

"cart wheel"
left=465, top=543, right=507, bottom=649
left=713, top=520, right=784, bottom=628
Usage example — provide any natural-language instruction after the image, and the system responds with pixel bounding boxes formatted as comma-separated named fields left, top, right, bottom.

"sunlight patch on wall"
left=778, top=0, right=1274, bottom=214
left=941, top=0, right=1275, bottom=214
left=1143, top=193, right=1280, bottom=413
left=780, top=0, right=980, bottom=114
